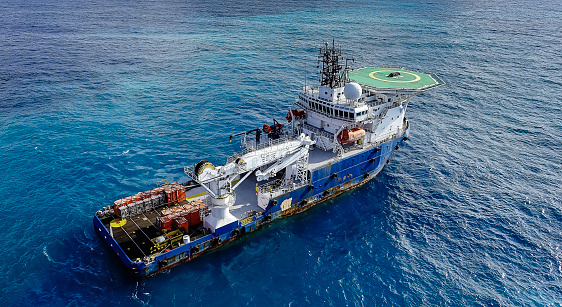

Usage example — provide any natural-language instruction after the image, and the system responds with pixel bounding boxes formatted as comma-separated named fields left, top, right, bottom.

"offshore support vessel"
left=94, top=42, right=444, bottom=277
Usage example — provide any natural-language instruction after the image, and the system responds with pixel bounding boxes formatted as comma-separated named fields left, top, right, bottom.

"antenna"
left=318, top=39, right=344, bottom=88
left=344, top=58, right=355, bottom=83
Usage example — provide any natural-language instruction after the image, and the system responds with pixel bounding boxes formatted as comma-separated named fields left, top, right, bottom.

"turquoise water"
left=1, top=0, right=561, bottom=305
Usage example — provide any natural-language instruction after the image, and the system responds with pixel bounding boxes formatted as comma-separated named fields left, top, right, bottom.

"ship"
left=93, top=41, right=444, bottom=277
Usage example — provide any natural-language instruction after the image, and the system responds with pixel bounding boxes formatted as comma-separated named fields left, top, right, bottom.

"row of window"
left=305, top=99, right=364, bottom=120
left=312, top=100, right=354, bottom=119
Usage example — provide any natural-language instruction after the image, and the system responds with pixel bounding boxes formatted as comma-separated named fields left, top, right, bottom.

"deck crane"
left=185, top=133, right=314, bottom=231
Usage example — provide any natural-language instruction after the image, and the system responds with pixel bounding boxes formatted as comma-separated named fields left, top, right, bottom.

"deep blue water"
left=1, top=0, right=561, bottom=305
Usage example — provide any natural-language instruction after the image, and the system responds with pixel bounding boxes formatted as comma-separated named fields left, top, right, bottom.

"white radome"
left=344, top=82, right=362, bottom=100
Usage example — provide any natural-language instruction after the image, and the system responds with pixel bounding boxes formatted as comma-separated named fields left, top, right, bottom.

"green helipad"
left=348, top=67, right=443, bottom=91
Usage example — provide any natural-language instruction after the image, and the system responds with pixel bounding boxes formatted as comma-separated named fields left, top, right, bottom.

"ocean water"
left=1, top=0, right=561, bottom=305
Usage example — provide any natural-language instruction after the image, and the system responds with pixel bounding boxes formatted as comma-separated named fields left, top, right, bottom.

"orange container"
left=171, top=189, right=177, bottom=204
left=173, top=209, right=185, bottom=217
left=164, top=189, right=171, bottom=204
left=172, top=186, right=179, bottom=203
left=131, top=193, right=142, bottom=202
left=123, top=196, right=134, bottom=205
left=197, top=203, right=209, bottom=217
left=177, top=186, right=186, bottom=201
left=188, top=208, right=201, bottom=226
left=174, top=217, right=189, bottom=231
left=157, top=216, right=173, bottom=229
left=113, top=199, right=124, bottom=215
left=179, top=210, right=189, bottom=219
left=161, top=209, right=172, bottom=216
left=113, top=198, right=123, bottom=208
left=166, top=189, right=176, bottom=205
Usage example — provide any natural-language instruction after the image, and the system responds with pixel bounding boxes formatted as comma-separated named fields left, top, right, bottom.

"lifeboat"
left=286, top=109, right=307, bottom=122
left=337, top=127, right=366, bottom=144
left=262, top=124, right=272, bottom=133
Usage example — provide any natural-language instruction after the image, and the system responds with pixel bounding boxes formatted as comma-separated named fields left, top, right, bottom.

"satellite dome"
left=344, top=82, right=362, bottom=100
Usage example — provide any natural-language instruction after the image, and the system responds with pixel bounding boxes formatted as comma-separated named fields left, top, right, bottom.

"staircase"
left=371, top=107, right=388, bottom=133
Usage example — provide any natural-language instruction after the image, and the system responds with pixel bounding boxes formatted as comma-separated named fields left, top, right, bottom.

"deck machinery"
left=94, top=41, right=444, bottom=277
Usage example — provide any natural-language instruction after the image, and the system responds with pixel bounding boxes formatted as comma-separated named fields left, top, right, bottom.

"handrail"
left=226, top=134, right=299, bottom=164
left=302, top=123, right=333, bottom=139
left=298, top=92, right=361, bottom=112
left=258, top=179, right=308, bottom=196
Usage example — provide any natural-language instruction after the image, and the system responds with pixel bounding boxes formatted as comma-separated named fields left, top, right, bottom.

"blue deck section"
left=265, top=135, right=404, bottom=221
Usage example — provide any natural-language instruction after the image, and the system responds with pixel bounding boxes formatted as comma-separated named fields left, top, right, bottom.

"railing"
left=258, top=179, right=283, bottom=194
left=226, top=134, right=299, bottom=164
left=302, top=123, right=335, bottom=151
left=368, top=107, right=388, bottom=133
left=302, top=123, right=333, bottom=139
left=298, top=94, right=406, bottom=124
left=329, top=119, right=409, bottom=156
left=369, top=121, right=409, bottom=147
left=184, top=165, right=196, bottom=180
left=297, top=93, right=363, bottom=120
left=258, top=178, right=308, bottom=196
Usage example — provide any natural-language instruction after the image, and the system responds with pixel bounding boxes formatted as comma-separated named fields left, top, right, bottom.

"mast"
left=318, top=39, right=344, bottom=88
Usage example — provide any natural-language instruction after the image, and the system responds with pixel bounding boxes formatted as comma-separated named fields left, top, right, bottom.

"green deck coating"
left=348, top=67, right=440, bottom=90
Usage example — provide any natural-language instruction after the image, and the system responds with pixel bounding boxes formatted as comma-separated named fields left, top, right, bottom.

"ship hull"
left=94, top=131, right=407, bottom=278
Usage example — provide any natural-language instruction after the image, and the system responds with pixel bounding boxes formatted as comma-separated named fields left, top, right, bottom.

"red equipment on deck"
left=337, top=127, right=366, bottom=144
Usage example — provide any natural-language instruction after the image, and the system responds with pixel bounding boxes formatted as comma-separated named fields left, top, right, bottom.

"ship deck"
left=101, top=135, right=393, bottom=263
left=99, top=201, right=211, bottom=262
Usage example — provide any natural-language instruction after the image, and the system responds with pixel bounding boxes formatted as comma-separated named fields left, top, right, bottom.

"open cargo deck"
left=97, top=192, right=212, bottom=262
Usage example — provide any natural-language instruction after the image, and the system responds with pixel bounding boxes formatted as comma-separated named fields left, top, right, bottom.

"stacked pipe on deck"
left=112, top=182, right=187, bottom=219
left=156, top=200, right=208, bottom=232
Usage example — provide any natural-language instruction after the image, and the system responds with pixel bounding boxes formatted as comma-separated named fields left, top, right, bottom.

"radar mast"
left=318, top=40, right=354, bottom=88
left=318, top=40, right=344, bottom=88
